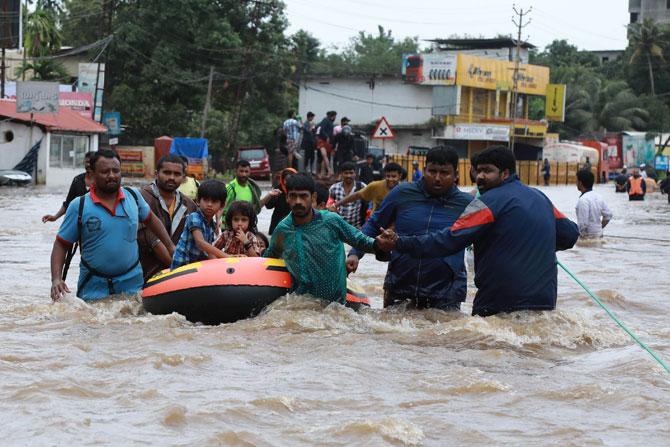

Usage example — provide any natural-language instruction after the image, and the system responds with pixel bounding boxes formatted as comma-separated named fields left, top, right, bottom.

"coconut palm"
left=629, top=18, right=665, bottom=96
left=551, top=66, right=649, bottom=138
left=16, top=7, right=68, bottom=81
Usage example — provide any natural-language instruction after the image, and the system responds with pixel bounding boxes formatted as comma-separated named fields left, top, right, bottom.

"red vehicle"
left=237, top=146, right=271, bottom=180
left=405, top=55, right=423, bottom=83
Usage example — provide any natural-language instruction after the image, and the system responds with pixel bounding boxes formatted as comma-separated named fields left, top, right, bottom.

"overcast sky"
left=283, top=0, right=629, bottom=53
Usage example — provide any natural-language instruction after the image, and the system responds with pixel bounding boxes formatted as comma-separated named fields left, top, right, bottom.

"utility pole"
left=200, top=66, right=214, bottom=138
left=228, top=0, right=271, bottom=152
left=509, top=4, right=531, bottom=152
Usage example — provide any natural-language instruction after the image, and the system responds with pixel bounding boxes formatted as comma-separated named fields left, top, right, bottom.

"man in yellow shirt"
left=329, top=162, right=403, bottom=214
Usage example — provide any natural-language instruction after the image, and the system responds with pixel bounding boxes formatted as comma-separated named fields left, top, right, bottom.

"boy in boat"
left=171, top=180, right=236, bottom=269
left=214, top=201, right=263, bottom=257
left=264, top=173, right=386, bottom=304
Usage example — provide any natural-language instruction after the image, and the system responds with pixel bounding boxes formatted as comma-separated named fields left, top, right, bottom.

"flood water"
left=1, top=182, right=669, bottom=446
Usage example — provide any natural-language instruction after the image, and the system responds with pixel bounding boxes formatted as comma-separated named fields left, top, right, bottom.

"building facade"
left=0, top=100, right=107, bottom=186
left=629, top=0, right=670, bottom=25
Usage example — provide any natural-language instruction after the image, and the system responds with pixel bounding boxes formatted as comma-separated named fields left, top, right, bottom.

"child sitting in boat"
left=214, top=201, right=263, bottom=257
left=171, top=180, right=237, bottom=269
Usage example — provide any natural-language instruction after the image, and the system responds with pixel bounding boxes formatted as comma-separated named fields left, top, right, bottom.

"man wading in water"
left=376, top=146, right=579, bottom=317
left=265, top=173, right=387, bottom=304
left=137, top=154, right=197, bottom=281
left=347, top=146, right=473, bottom=310
left=50, top=150, right=175, bottom=301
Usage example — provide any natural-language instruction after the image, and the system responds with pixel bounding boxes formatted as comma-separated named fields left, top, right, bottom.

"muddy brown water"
left=0, top=183, right=669, bottom=446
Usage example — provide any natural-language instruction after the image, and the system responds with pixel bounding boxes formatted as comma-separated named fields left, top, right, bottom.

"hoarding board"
left=445, top=124, right=510, bottom=142
left=77, top=63, right=105, bottom=121
left=59, top=92, right=92, bottom=118
left=16, top=81, right=59, bottom=113
left=456, top=54, right=549, bottom=95
left=403, top=53, right=457, bottom=85
left=117, top=148, right=145, bottom=177
left=545, top=84, right=566, bottom=122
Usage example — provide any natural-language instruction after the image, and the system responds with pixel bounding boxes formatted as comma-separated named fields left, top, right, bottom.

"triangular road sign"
left=372, top=116, right=396, bottom=139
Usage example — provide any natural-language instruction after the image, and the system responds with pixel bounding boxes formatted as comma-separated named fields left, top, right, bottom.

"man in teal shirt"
left=265, top=173, right=383, bottom=304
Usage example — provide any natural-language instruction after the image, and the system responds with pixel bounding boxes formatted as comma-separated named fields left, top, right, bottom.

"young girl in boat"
left=214, top=201, right=263, bottom=257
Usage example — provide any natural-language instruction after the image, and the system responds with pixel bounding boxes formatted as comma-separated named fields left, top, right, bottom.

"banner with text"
left=456, top=54, right=549, bottom=96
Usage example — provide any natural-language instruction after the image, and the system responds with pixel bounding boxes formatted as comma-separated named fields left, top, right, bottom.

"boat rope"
left=558, top=260, right=670, bottom=375
left=606, top=234, right=670, bottom=243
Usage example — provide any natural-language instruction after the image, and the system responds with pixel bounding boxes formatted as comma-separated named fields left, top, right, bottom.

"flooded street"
left=1, top=182, right=669, bottom=446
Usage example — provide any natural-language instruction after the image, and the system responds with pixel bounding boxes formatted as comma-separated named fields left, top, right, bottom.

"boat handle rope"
left=558, top=260, right=670, bottom=375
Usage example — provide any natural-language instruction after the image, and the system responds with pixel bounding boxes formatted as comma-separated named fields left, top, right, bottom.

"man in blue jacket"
left=347, top=146, right=473, bottom=310
left=376, top=146, right=580, bottom=317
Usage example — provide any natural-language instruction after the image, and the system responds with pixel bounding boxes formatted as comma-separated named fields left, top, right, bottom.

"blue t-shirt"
left=170, top=209, right=216, bottom=269
left=57, top=187, right=150, bottom=300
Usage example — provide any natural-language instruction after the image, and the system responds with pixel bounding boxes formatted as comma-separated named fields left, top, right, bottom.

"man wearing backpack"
left=50, top=150, right=175, bottom=301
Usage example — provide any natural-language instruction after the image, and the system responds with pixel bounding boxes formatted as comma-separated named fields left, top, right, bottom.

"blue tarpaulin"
left=169, top=138, right=208, bottom=159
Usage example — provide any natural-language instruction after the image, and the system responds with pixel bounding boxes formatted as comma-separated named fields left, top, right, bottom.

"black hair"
left=470, top=151, right=479, bottom=168
left=339, top=161, right=357, bottom=173
left=366, top=153, right=374, bottom=159
left=84, top=151, right=95, bottom=160
left=383, top=162, right=403, bottom=174
left=326, top=110, right=337, bottom=118
left=225, top=200, right=258, bottom=233
left=306, top=111, right=315, bottom=118
left=236, top=159, right=251, bottom=169
left=315, top=182, right=329, bottom=205
left=90, top=149, right=120, bottom=171
left=156, top=154, right=187, bottom=173
left=475, top=145, right=516, bottom=174
left=287, top=110, right=295, bottom=118
left=285, top=172, right=315, bottom=193
left=426, top=146, right=459, bottom=170
left=196, top=179, right=227, bottom=204
left=577, top=168, right=595, bottom=189
left=256, top=232, right=269, bottom=250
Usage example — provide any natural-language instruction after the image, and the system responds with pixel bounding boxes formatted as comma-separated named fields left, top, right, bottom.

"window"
left=630, top=12, right=638, bottom=23
left=49, top=134, right=89, bottom=168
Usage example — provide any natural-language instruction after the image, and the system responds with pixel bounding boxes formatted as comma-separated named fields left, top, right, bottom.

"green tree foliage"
left=628, top=18, right=666, bottom=96
left=309, top=25, right=419, bottom=76
left=62, top=0, right=292, bottom=159
left=16, top=6, right=69, bottom=82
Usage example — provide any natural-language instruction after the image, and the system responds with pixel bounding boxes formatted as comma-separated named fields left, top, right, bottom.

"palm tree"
left=629, top=18, right=665, bottom=96
left=17, top=7, right=68, bottom=81
left=551, top=66, right=649, bottom=138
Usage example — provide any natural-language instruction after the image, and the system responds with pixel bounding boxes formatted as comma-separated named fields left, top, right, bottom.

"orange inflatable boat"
left=142, top=257, right=369, bottom=325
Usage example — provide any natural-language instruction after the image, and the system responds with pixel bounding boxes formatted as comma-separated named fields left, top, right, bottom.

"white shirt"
left=575, top=190, right=613, bottom=238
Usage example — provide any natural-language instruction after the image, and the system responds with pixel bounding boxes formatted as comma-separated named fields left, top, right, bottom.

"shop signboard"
left=77, top=63, right=105, bottom=121
left=59, top=92, right=93, bottom=118
left=655, top=155, right=668, bottom=171
left=117, top=148, right=145, bottom=177
left=545, top=84, right=566, bottom=122
left=447, top=123, right=510, bottom=142
left=16, top=81, right=59, bottom=113
left=456, top=54, right=549, bottom=95
left=403, top=53, right=457, bottom=85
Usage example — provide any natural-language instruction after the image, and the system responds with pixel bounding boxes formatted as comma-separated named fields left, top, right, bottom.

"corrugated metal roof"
left=0, top=99, right=108, bottom=134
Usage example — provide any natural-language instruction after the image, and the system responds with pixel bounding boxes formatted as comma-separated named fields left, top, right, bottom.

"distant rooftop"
left=426, top=38, right=536, bottom=50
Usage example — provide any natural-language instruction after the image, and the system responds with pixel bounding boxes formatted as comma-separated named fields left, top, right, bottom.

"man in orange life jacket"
left=626, top=168, right=646, bottom=201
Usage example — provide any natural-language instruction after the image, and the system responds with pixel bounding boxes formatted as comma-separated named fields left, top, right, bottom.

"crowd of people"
left=45, top=142, right=597, bottom=320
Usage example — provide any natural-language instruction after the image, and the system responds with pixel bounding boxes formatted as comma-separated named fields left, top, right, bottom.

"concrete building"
left=587, top=50, right=625, bottom=64
left=427, top=37, right=533, bottom=64
left=0, top=99, right=107, bottom=186
left=299, top=38, right=550, bottom=159
left=629, top=0, right=670, bottom=25
left=298, top=75, right=435, bottom=155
